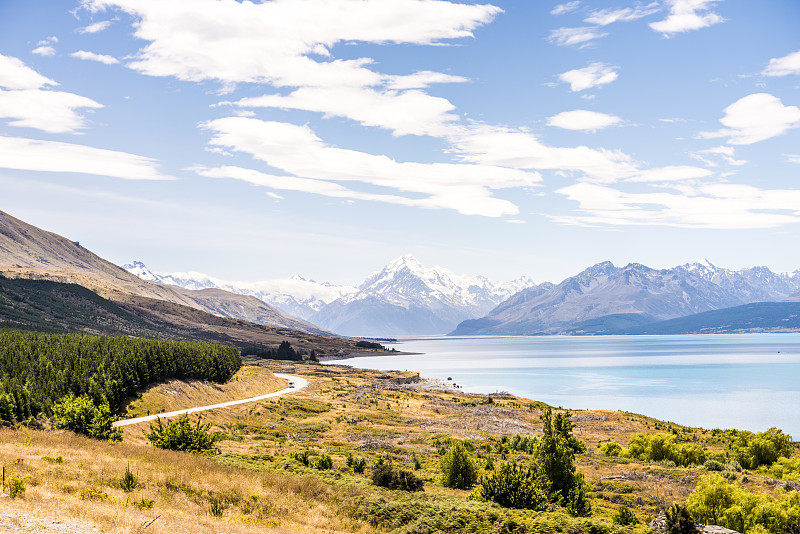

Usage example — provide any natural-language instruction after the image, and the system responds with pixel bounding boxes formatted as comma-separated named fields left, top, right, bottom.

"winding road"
left=112, top=373, right=308, bottom=427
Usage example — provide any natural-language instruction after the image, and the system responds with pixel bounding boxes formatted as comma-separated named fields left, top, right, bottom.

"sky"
left=1, top=0, right=799, bottom=286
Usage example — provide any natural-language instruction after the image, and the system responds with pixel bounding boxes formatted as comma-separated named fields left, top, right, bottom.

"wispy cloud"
left=698, top=93, right=800, bottom=145
left=558, top=62, right=618, bottom=91
left=547, top=26, right=608, bottom=47
left=0, top=136, right=173, bottom=180
left=71, top=50, right=119, bottom=65
left=551, top=1, right=581, bottom=16
left=649, top=0, right=724, bottom=36
left=584, top=3, right=660, bottom=26
left=199, top=117, right=540, bottom=217
left=556, top=181, right=800, bottom=229
left=78, top=20, right=113, bottom=34
left=690, top=145, right=746, bottom=167
left=547, top=110, right=622, bottom=132
left=762, top=49, right=800, bottom=77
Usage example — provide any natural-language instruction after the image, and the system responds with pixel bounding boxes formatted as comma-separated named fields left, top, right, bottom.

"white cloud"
left=698, top=93, right=800, bottom=145
left=547, top=26, right=608, bottom=47
left=385, top=71, right=468, bottom=90
left=690, top=145, right=746, bottom=167
left=558, top=62, right=618, bottom=91
left=78, top=20, right=113, bottom=34
left=787, top=155, right=800, bottom=165
left=556, top=181, right=800, bottom=229
left=584, top=3, right=660, bottom=25
left=547, top=110, right=622, bottom=132
left=763, top=49, right=800, bottom=77
left=199, top=117, right=540, bottom=217
left=32, top=46, right=56, bottom=57
left=0, top=54, right=57, bottom=90
left=71, top=50, right=119, bottom=65
left=626, top=165, right=713, bottom=182
left=227, top=85, right=460, bottom=138
left=0, top=55, right=103, bottom=134
left=551, top=1, right=581, bottom=15
left=649, top=0, right=724, bottom=36
left=82, top=0, right=501, bottom=87
left=449, top=124, right=639, bottom=182
left=0, top=136, right=173, bottom=180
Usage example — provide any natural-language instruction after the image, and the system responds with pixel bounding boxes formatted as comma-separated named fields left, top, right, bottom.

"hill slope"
left=0, top=210, right=329, bottom=335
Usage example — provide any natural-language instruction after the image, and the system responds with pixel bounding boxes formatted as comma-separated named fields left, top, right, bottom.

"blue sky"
left=1, top=0, right=799, bottom=285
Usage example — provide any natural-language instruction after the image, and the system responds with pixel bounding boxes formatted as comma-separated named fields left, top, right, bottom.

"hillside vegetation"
left=3, top=358, right=799, bottom=533
left=0, top=330, right=240, bottom=423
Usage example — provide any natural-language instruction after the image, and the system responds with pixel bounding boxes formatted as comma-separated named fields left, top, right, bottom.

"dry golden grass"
left=2, top=359, right=792, bottom=533
left=124, top=365, right=286, bottom=418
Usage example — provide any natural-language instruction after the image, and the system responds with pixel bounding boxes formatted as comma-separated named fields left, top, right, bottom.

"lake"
left=334, top=334, right=800, bottom=437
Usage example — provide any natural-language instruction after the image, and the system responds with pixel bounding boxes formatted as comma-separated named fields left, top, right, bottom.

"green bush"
left=291, top=450, right=311, bottom=467
left=371, top=459, right=424, bottom=492
left=600, top=442, right=623, bottom=457
left=51, top=394, right=122, bottom=442
left=133, top=497, right=155, bottom=510
left=473, top=461, right=547, bottom=510
left=143, top=414, right=220, bottom=454
left=612, top=505, right=638, bottom=525
left=346, top=452, right=367, bottom=473
left=314, top=453, right=333, bottom=470
left=704, top=459, right=725, bottom=471
left=120, top=464, right=138, bottom=492
left=441, top=442, right=478, bottom=490
left=665, top=504, right=699, bottom=534
left=7, top=475, right=29, bottom=498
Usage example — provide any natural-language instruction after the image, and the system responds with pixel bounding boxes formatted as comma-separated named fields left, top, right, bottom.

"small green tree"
left=314, top=453, right=333, bottom=470
left=474, top=461, right=548, bottom=510
left=120, top=464, right=138, bottom=492
left=536, top=408, right=578, bottom=502
left=665, top=504, right=700, bottom=534
left=613, top=505, right=638, bottom=526
left=51, top=394, right=122, bottom=442
left=143, top=414, right=220, bottom=454
left=441, top=442, right=478, bottom=490
left=686, top=473, right=736, bottom=526
left=371, top=459, right=423, bottom=492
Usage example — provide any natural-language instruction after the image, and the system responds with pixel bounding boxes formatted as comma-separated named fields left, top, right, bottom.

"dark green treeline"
left=0, top=329, right=241, bottom=423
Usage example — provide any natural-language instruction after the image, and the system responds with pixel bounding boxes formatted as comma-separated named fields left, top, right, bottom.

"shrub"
left=600, top=442, right=623, bottom=457
left=346, top=452, right=367, bottom=473
left=612, top=505, right=638, bottom=526
left=133, top=497, right=155, bottom=510
left=7, top=475, right=29, bottom=498
left=473, top=461, right=547, bottom=510
left=665, top=504, right=699, bottom=534
left=51, top=394, right=122, bottom=442
left=704, top=459, right=725, bottom=471
left=441, top=442, right=478, bottom=490
left=371, top=459, right=424, bottom=492
left=291, top=450, right=311, bottom=467
left=120, top=464, right=138, bottom=492
left=143, top=414, right=220, bottom=454
left=314, top=453, right=333, bottom=470
left=210, top=498, right=225, bottom=517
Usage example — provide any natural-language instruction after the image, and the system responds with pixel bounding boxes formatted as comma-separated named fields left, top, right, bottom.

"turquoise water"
left=335, top=334, right=800, bottom=437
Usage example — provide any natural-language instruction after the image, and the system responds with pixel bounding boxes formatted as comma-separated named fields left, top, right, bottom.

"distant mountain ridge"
left=124, top=261, right=355, bottom=321
left=452, top=260, right=800, bottom=336
left=127, top=254, right=537, bottom=337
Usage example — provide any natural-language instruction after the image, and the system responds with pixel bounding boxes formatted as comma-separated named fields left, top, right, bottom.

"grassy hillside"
left=3, top=360, right=798, bottom=533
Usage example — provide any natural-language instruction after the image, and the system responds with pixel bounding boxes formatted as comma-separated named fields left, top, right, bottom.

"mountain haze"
left=452, top=260, right=800, bottom=336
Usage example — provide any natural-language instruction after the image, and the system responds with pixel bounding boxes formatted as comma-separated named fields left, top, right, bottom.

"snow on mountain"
left=310, top=255, right=538, bottom=337
left=453, top=260, right=800, bottom=336
left=123, top=262, right=356, bottom=320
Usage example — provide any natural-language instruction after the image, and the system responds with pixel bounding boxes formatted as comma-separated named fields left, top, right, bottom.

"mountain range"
left=126, top=254, right=536, bottom=337
left=452, top=260, right=800, bottom=336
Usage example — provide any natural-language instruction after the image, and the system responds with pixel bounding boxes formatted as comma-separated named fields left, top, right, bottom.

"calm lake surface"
left=335, top=334, right=800, bottom=437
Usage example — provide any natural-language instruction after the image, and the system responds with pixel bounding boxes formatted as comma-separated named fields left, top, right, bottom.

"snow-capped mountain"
left=452, top=260, right=800, bottom=336
left=309, top=255, right=537, bottom=337
left=123, top=261, right=356, bottom=320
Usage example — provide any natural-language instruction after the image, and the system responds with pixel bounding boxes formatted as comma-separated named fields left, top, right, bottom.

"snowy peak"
left=124, top=261, right=356, bottom=320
